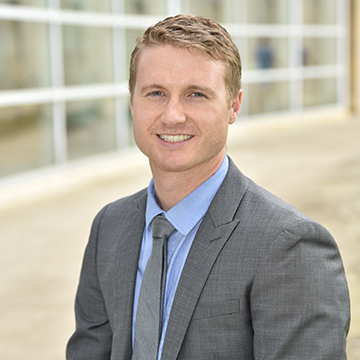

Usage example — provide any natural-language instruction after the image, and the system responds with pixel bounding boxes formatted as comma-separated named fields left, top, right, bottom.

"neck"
left=151, top=154, right=225, bottom=212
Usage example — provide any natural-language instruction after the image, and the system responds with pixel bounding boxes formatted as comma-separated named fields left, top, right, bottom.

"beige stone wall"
left=350, top=0, right=360, bottom=115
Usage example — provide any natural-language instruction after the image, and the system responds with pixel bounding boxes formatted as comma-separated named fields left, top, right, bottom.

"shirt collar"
left=145, top=155, right=229, bottom=236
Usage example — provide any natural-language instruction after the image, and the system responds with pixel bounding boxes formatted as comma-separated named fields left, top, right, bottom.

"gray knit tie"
left=132, top=215, right=176, bottom=360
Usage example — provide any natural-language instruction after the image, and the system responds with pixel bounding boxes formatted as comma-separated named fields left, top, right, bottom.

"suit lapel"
left=111, top=190, right=147, bottom=359
left=161, top=158, right=249, bottom=360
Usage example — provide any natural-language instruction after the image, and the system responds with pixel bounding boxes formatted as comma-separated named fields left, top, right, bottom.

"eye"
left=191, top=92, right=205, bottom=98
left=150, top=91, right=163, bottom=97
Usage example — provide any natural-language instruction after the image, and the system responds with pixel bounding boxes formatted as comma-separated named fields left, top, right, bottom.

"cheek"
left=132, top=108, right=158, bottom=152
left=207, top=112, right=231, bottom=137
left=132, top=125, right=142, bottom=149
left=132, top=113, right=147, bottom=145
left=132, top=107, right=148, bottom=131
left=209, top=119, right=231, bottom=149
left=133, top=124, right=151, bottom=158
left=200, top=121, right=229, bottom=154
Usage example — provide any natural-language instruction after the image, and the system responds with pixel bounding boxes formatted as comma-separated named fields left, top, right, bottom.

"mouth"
left=158, top=134, right=194, bottom=143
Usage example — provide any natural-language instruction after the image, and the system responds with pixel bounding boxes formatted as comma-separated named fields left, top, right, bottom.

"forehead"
left=135, top=45, right=227, bottom=87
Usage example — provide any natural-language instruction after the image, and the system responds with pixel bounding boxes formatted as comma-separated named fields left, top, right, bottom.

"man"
left=66, top=14, right=350, bottom=359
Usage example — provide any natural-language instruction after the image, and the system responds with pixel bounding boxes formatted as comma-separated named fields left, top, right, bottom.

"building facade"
left=0, top=0, right=351, bottom=180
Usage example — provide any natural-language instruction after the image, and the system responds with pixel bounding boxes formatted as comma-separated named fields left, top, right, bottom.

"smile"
left=158, top=135, right=194, bottom=143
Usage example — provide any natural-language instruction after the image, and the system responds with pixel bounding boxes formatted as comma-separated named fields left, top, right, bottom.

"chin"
left=158, top=162, right=191, bottom=173
left=151, top=156, right=193, bottom=173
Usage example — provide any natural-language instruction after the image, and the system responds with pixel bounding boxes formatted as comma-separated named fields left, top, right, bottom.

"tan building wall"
left=351, top=0, right=360, bottom=115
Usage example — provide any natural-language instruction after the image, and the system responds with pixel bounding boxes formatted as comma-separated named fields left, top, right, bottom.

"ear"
left=229, top=89, right=242, bottom=124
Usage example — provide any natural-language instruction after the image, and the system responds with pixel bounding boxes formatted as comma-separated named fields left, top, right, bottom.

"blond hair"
left=129, top=14, right=242, bottom=102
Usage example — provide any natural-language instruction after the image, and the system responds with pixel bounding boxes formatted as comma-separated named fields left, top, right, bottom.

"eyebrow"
left=139, top=84, right=217, bottom=97
left=186, top=85, right=216, bottom=95
left=139, top=84, right=164, bottom=94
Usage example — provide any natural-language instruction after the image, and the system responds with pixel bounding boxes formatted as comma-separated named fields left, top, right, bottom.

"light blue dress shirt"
left=132, top=155, right=229, bottom=359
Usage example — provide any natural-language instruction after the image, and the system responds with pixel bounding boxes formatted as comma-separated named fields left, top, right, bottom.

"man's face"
left=131, top=45, right=242, bottom=177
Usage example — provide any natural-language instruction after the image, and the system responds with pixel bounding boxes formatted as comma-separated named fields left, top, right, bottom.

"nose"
left=160, top=97, right=186, bottom=126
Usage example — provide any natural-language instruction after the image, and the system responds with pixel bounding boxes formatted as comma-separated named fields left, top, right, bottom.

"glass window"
left=246, top=0, right=288, bottom=24
left=234, top=37, right=246, bottom=68
left=0, top=0, right=46, bottom=5
left=303, top=0, right=337, bottom=24
left=0, top=20, right=50, bottom=91
left=302, top=38, right=337, bottom=66
left=62, top=25, right=113, bottom=86
left=60, top=0, right=111, bottom=12
left=116, top=96, right=134, bottom=148
left=124, top=0, right=166, bottom=16
left=246, top=37, right=289, bottom=70
left=0, top=104, right=53, bottom=177
left=66, top=98, right=116, bottom=160
left=247, top=81, right=289, bottom=115
left=187, top=0, right=234, bottom=23
left=125, top=28, right=144, bottom=80
left=303, top=78, right=337, bottom=108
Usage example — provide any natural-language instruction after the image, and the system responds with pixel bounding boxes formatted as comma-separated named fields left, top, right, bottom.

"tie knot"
left=152, top=215, right=176, bottom=240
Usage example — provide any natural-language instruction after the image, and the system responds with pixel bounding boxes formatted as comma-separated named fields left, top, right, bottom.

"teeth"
left=159, top=135, right=193, bottom=143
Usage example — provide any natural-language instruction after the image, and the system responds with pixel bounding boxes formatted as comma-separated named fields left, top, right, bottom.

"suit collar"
left=208, top=157, right=249, bottom=226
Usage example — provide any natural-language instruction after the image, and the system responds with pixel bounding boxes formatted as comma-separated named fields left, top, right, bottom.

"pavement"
left=0, top=115, right=359, bottom=359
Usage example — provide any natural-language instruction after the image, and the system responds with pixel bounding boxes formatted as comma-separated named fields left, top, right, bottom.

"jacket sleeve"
left=251, top=218, right=350, bottom=359
left=66, top=206, right=112, bottom=360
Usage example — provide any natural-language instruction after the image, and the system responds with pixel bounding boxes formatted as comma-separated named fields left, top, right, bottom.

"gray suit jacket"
left=67, top=158, right=350, bottom=359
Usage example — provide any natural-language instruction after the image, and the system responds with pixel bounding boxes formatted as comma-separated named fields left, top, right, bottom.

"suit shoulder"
left=226, top=174, right=341, bottom=269
left=239, top=176, right=337, bottom=246
left=108, top=187, right=147, bottom=211
left=92, top=187, right=147, bottom=224
left=244, top=176, right=310, bottom=222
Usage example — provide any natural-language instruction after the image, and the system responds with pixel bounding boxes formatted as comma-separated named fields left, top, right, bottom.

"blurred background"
left=0, top=0, right=359, bottom=359
left=0, top=0, right=355, bottom=179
